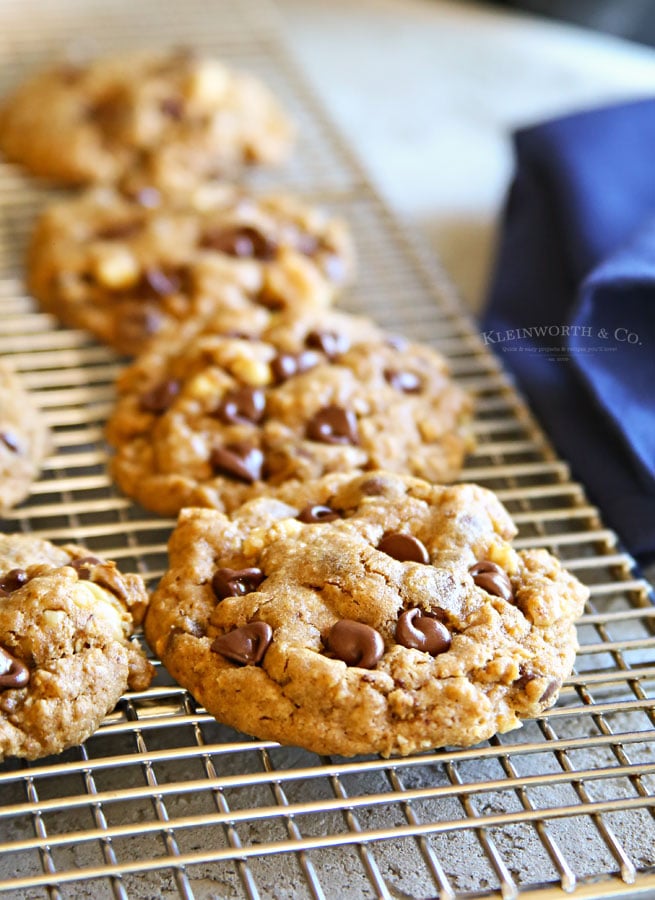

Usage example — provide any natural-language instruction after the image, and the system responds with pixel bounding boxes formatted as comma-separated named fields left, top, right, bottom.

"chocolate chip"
left=305, top=330, right=349, bottom=359
left=539, top=678, right=561, bottom=704
left=160, top=96, right=185, bottom=120
left=327, top=619, right=384, bottom=669
left=384, top=369, right=422, bottom=393
left=211, top=622, right=272, bottom=665
left=117, top=305, right=164, bottom=344
left=0, top=646, right=30, bottom=689
left=210, top=443, right=263, bottom=483
left=469, top=560, right=513, bottom=603
left=95, top=220, right=143, bottom=240
left=216, top=386, right=266, bottom=425
left=306, top=405, right=359, bottom=445
left=200, top=225, right=277, bottom=261
left=271, top=351, right=319, bottom=383
left=294, top=232, right=320, bottom=256
left=396, top=609, right=451, bottom=656
left=68, top=555, right=104, bottom=580
left=359, top=477, right=388, bottom=496
left=141, top=267, right=181, bottom=297
left=378, top=532, right=429, bottom=564
left=0, top=569, right=28, bottom=594
left=133, top=186, right=161, bottom=208
left=139, top=379, right=180, bottom=414
left=212, top=566, right=265, bottom=600
left=0, top=432, right=20, bottom=454
left=297, top=504, right=340, bottom=523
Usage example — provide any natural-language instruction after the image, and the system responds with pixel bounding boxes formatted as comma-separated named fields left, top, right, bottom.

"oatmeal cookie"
left=0, top=360, right=51, bottom=513
left=106, top=318, right=473, bottom=516
left=0, top=49, right=295, bottom=190
left=27, top=185, right=354, bottom=355
left=0, top=534, right=153, bottom=760
left=145, top=471, right=588, bottom=757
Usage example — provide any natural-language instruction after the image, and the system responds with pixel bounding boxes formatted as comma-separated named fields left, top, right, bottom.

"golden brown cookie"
left=0, top=49, right=295, bottom=190
left=27, top=185, right=354, bottom=355
left=0, top=534, right=153, bottom=761
left=145, top=472, right=588, bottom=757
left=0, top=360, right=51, bottom=513
left=106, top=316, right=473, bottom=516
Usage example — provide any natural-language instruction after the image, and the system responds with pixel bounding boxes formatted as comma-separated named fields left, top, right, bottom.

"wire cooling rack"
left=1, top=1, right=655, bottom=898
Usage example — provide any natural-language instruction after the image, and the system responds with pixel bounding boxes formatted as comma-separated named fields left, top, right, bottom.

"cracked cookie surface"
left=0, top=49, right=295, bottom=191
left=106, top=315, right=473, bottom=516
left=0, top=534, right=153, bottom=760
left=0, top=360, right=51, bottom=513
left=28, top=185, right=354, bottom=355
left=145, top=471, right=587, bottom=757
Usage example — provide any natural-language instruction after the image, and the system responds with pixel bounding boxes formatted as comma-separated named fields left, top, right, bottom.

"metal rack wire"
left=1, top=1, right=654, bottom=897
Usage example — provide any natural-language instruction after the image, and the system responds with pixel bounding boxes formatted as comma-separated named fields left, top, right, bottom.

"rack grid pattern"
left=1, top=2, right=654, bottom=898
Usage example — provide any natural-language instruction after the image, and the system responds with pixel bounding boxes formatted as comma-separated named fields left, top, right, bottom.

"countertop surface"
left=275, top=0, right=655, bottom=315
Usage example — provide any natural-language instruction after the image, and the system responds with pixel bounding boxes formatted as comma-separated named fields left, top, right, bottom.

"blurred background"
left=278, top=0, right=655, bottom=317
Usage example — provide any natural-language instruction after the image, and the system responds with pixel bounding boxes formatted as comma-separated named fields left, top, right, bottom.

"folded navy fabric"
left=483, top=98, right=655, bottom=559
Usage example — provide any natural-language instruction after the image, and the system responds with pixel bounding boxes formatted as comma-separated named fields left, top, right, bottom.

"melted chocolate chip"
left=95, top=220, right=144, bottom=240
left=271, top=352, right=319, bottom=383
left=384, top=369, right=422, bottom=393
left=140, top=379, right=180, bottom=414
left=210, top=443, right=263, bottom=483
left=200, top=225, right=277, bottom=261
left=117, top=305, right=164, bottom=344
left=469, top=561, right=513, bottom=603
left=216, top=386, right=266, bottom=425
left=133, top=186, right=161, bottom=208
left=0, top=568, right=28, bottom=594
left=306, top=405, right=359, bottom=445
left=539, top=678, right=561, bottom=704
left=378, top=533, right=429, bottom=565
left=294, top=232, right=320, bottom=255
left=305, top=330, right=349, bottom=359
left=69, top=555, right=104, bottom=580
left=396, top=609, right=451, bottom=656
left=141, top=267, right=181, bottom=297
left=359, top=477, right=388, bottom=496
left=212, top=566, right=265, bottom=600
left=211, top=621, right=272, bottom=665
left=297, top=504, right=340, bottom=524
left=0, top=646, right=30, bottom=689
left=160, top=96, right=185, bottom=120
left=0, top=432, right=20, bottom=454
left=327, top=619, right=384, bottom=669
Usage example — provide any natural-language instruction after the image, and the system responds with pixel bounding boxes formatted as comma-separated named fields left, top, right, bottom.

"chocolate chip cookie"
left=0, top=360, right=51, bottom=513
left=106, top=317, right=473, bottom=516
left=27, top=185, right=354, bottom=355
left=0, top=49, right=295, bottom=190
left=145, top=471, right=588, bottom=757
left=0, top=534, right=153, bottom=760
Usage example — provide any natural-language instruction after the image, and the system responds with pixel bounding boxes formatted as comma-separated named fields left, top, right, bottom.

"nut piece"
left=92, top=246, right=140, bottom=289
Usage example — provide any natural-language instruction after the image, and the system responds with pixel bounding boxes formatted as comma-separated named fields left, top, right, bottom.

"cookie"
left=145, top=471, right=588, bottom=757
left=0, top=49, right=295, bottom=190
left=0, top=360, right=51, bottom=514
left=27, top=185, right=355, bottom=355
left=0, top=534, right=153, bottom=760
left=106, top=316, right=473, bottom=516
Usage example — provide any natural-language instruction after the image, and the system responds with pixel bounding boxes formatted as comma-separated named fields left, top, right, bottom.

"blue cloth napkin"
left=483, top=98, right=655, bottom=559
